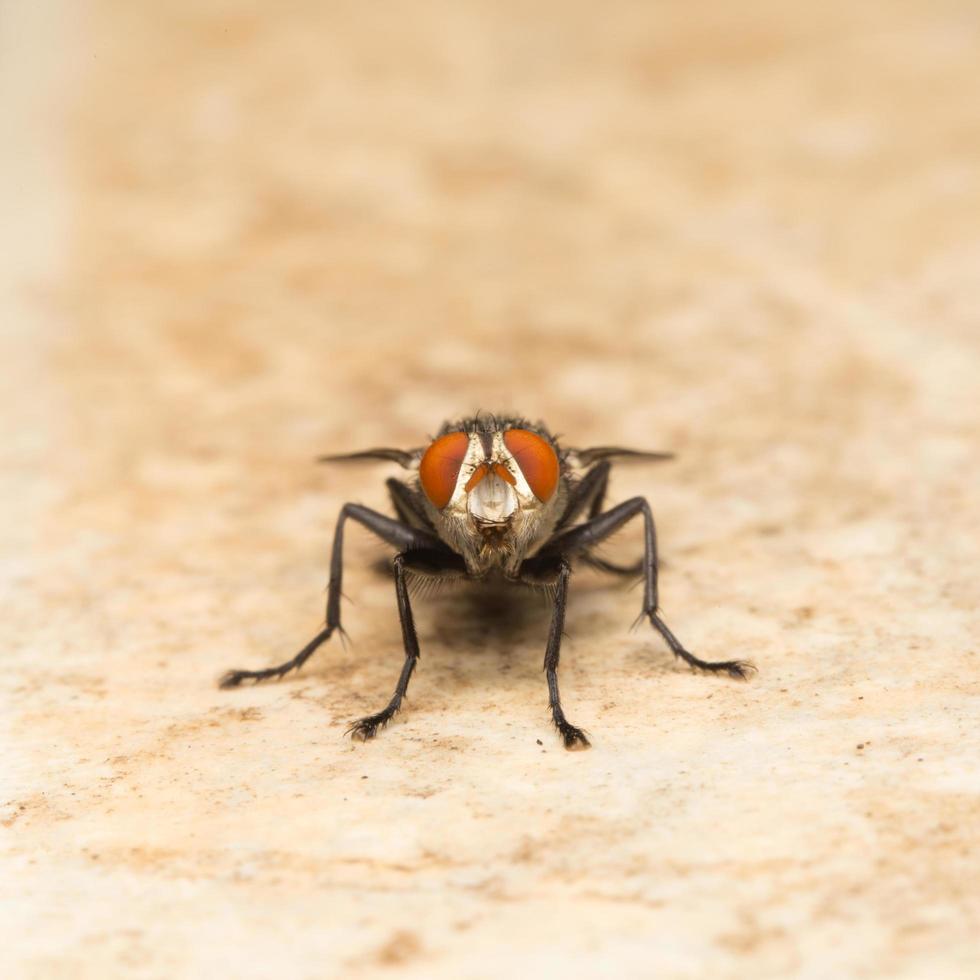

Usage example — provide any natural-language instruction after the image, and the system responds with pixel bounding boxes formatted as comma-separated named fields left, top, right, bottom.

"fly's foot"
left=346, top=710, right=395, bottom=742
left=648, top=612, right=757, bottom=681
left=685, top=655, right=757, bottom=680
left=218, top=668, right=282, bottom=688
left=218, top=627, right=336, bottom=690
left=556, top=721, right=591, bottom=751
left=219, top=670, right=247, bottom=689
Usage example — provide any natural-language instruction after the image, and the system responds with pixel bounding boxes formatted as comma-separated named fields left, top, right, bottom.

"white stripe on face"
left=467, top=469, right=518, bottom=523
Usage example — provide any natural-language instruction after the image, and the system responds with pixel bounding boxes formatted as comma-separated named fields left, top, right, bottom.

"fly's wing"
left=317, top=448, right=420, bottom=468
left=566, top=446, right=675, bottom=466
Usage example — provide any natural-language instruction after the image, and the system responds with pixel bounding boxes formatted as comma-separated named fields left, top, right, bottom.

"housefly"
left=220, top=414, right=754, bottom=749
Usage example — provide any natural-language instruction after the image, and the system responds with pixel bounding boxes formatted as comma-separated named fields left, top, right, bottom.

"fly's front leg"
left=219, top=505, right=442, bottom=688
left=543, top=498, right=755, bottom=680
left=520, top=555, right=590, bottom=750
left=347, top=547, right=466, bottom=741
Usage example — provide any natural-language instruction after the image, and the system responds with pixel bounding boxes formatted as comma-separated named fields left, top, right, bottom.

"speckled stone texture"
left=3, top=2, right=979, bottom=977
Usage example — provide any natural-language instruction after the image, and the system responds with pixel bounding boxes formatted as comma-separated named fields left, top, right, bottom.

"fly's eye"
left=503, top=429, right=559, bottom=502
left=419, top=431, right=470, bottom=509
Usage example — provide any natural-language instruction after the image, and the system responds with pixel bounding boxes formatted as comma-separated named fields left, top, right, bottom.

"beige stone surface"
left=3, top=1, right=980, bottom=976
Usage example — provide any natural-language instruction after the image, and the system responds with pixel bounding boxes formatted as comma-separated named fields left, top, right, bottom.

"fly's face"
left=417, top=423, right=565, bottom=575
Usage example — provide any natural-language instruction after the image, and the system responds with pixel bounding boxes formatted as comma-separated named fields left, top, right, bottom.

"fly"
left=220, top=413, right=755, bottom=749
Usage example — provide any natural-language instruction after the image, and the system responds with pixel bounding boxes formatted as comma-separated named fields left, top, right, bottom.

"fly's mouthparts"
left=473, top=517, right=511, bottom=529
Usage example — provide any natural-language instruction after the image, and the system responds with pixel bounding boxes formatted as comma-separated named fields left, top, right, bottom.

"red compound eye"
left=419, top=431, right=470, bottom=509
left=503, top=429, right=559, bottom=502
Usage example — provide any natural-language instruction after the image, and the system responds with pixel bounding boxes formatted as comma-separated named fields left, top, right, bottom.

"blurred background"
left=3, top=1, right=979, bottom=976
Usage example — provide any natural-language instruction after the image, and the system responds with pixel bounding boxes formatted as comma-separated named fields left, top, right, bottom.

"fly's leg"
left=386, top=477, right=433, bottom=531
left=219, top=505, right=443, bottom=688
left=544, top=559, right=590, bottom=749
left=346, top=548, right=466, bottom=741
left=219, top=625, right=335, bottom=688
left=543, top=498, right=755, bottom=679
left=558, top=461, right=643, bottom=576
left=558, top=461, right=611, bottom=527
left=520, top=555, right=590, bottom=750
left=579, top=553, right=645, bottom=577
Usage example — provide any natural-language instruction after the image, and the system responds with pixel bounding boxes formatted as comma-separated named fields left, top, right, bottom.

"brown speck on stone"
left=375, top=930, right=422, bottom=966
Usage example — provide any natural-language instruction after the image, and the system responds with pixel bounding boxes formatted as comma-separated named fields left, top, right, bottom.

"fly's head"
left=417, top=416, right=566, bottom=576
